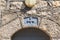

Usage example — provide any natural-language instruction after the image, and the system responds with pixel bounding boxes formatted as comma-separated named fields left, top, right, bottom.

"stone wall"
left=0, top=0, right=60, bottom=40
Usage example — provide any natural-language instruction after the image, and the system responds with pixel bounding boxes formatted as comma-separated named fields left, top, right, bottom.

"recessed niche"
left=11, top=27, right=51, bottom=40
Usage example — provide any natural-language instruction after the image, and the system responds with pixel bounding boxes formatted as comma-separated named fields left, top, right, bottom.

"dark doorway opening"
left=11, top=27, right=51, bottom=40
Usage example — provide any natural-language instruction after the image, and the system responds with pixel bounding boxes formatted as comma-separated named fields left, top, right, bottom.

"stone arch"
left=11, top=27, right=51, bottom=40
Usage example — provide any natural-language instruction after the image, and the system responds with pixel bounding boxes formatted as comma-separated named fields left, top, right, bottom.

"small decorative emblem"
left=22, top=17, right=38, bottom=27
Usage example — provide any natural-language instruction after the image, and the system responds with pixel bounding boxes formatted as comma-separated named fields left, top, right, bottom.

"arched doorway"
left=11, top=27, right=51, bottom=40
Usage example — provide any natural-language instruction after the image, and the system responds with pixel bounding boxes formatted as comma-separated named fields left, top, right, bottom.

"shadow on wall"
left=11, top=27, right=51, bottom=40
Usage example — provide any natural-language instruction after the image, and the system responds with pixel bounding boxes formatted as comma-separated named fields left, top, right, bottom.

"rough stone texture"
left=52, top=1, right=60, bottom=7
left=0, top=0, right=60, bottom=40
left=0, top=18, right=21, bottom=40
left=0, top=0, right=6, bottom=10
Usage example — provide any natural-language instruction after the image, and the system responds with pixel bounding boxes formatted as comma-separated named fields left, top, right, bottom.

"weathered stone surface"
left=0, top=0, right=60, bottom=40
left=40, top=18, right=60, bottom=37
left=10, top=2, right=23, bottom=10
left=52, top=1, right=60, bottom=7
left=0, top=18, right=21, bottom=40
left=32, top=1, right=47, bottom=10
left=2, top=12, right=17, bottom=26
left=26, top=10, right=37, bottom=14
left=0, top=0, right=6, bottom=10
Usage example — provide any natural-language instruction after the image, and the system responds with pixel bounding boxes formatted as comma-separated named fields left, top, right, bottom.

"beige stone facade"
left=0, top=0, right=60, bottom=40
